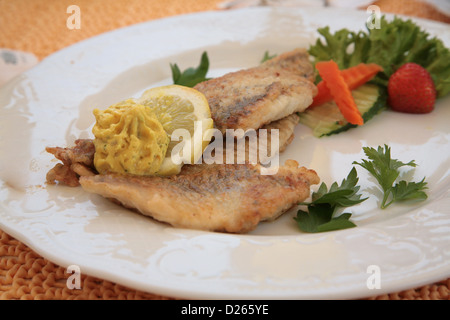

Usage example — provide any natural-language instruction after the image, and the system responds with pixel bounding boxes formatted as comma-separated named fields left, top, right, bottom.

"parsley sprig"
left=170, top=51, right=210, bottom=88
left=295, top=145, right=429, bottom=233
left=295, top=167, right=367, bottom=233
left=353, top=145, right=428, bottom=209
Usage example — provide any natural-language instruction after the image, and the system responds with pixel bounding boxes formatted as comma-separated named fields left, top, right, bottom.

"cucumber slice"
left=299, top=84, right=387, bottom=137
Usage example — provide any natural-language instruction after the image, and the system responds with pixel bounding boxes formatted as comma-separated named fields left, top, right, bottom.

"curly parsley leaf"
left=295, top=167, right=366, bottom=233
left=170, top=51, right=210, bottom=87
left=353, top=145, right=428, bottom=209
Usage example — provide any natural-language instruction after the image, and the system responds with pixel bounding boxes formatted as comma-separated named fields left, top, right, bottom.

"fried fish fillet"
left=45, top=139, right=96, bottom=187
left=262, top=113, right=299, bottom=153
left=215, top=113, right=300, bottom=165
left=45, top=48, right=318, bottom=233
left=46, top=114, right=300, bottom=187
left=262, top=48, right=316, bottom=82
left=194, top=48, right=317, bottom=133
left=79, top=160, right=319, bottom=233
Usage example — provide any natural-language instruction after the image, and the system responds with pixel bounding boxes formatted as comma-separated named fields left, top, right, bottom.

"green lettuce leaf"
left=308, top=16, right=450, bottom=97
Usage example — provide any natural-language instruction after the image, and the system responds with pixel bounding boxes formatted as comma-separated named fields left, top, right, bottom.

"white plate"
left=1, top=7, right=449, bottom=300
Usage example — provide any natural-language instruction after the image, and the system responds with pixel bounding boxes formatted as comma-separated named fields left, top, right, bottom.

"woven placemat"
left=0, top=0, right=449, bottom=300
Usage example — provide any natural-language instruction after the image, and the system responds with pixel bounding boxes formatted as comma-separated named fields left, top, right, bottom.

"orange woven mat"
left=1, top=0, right=449, bottom=300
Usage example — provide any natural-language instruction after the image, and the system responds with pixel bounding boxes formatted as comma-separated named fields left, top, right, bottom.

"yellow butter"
left=92, top=99, right=169, bottom=175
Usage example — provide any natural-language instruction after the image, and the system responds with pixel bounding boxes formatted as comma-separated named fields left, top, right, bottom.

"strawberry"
left=387, top=63, right=436, bottom=114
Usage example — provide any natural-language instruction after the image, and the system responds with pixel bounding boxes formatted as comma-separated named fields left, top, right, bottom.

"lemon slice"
left=138, top=85, right=214, bottom=175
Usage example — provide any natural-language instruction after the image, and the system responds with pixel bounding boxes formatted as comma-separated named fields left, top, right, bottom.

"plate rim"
left=1, top=6, right=450, bottom=300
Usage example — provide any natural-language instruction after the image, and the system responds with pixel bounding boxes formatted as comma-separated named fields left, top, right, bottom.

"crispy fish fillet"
left=79, top=160, right=319, bottom=233
left=216, top=113, right=300, bottom=165
left=263, top=113, right=299, bottom=153
left=262, top=48, right=316, bottom=82
left=46, top=139, right=97, bottom=187
left=194, top=48, right=317, bottom=133
left=45, top=48, right=317, bottom=233
left=45, top=114, right=299, bottom=187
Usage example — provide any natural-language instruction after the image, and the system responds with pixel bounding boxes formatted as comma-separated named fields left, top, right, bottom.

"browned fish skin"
left=262, top=113, right=299, bottom=153
left=46, top=139, right=95, bottom=167
left=262, top=48, right=315, bottom=82
left=79, top=160, right=319, bottom=233
left=194, top=48, right=317, bottom=133
left=216, top=113, right=300, bottom=165
left=46, top=139, right=96, bottom=186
